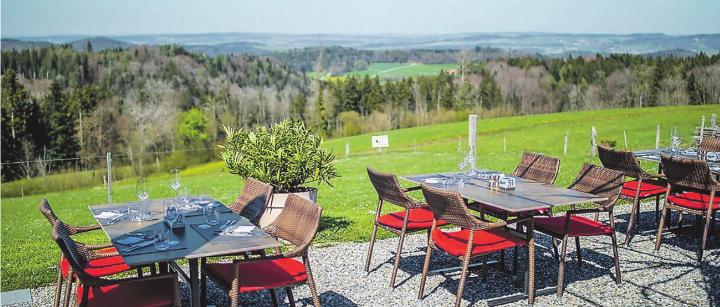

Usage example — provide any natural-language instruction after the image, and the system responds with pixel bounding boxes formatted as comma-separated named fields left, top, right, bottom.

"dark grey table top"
left=402, top=172, right=608, bottom=213
left=634, top=148, right=720, bottom=173
left=89, top=199, right=280, bottom=267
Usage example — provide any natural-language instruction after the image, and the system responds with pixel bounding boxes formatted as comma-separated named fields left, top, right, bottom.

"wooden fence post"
left=468, top=114, right=478, bottom=169
left=345, top=143, right=350, bottom=158
left=712, top=114, right=717, bottom=129
left=106, top=152, right=112, bottom=205
left=563, top=131, right=568, bottom=155
left=503, top=136, right=507, bottom=153
left=700, top=116, right=706, bottom=143
left=655, top=124, right=660, bottom=149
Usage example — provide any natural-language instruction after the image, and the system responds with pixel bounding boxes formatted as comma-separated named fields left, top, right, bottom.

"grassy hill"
left=344, top=62, right=458, bottom=79
left=1, top=105, right=715, bottom=290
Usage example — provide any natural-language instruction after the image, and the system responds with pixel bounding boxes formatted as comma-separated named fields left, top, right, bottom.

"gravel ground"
left=10, top=202, right=720, bottom=306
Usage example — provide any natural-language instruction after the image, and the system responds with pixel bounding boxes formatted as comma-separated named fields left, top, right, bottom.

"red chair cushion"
left=534, top=215, right=613, bottom=237
left=621, top=180, right=667, bottom=199
left=77, top=277, right=176, bottom=307
left=377, top=207, right=447, bottom=230
left=432, top=228, right=526, bottom=258
left=60, top=248, right=130, bottom=278
left=206, top=258, right=308, bottom=293
left=668, top=192, right=720, bottom=211
left=481, top=205, right=549, bottom=217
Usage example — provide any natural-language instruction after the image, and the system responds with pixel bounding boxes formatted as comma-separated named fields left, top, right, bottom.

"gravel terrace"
left=10, top=203, right=720, bottom=306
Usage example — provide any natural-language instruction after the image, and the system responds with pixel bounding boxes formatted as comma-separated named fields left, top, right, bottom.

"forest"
left=2, top=44, right=719, bottom=181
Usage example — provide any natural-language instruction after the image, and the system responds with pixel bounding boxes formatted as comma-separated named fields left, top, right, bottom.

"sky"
left=2, top=0, right=719, bottom=38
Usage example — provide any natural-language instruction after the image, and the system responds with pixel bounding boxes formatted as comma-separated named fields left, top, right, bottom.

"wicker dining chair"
left=533, top=163, right=624, bottom=298
left=418, top=184, right=534, bottom=306
left=655, top=155, right=720, bottom=261
left=51, top=221, right=181, bottom=307
left=40, top=199, right=145, bottom=307
left=699, top=136, right=720, bottom=158
left=598, top=145, right=667, bottom=245
left=230, top=177, right=274, bottom=225
left=364, top=167, right=448, bottom=288
left=204, top=194, right=322, bottom=307
left=479, top=152, right=560, bottom=220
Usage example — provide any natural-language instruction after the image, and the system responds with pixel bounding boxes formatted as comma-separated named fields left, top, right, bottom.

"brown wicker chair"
left=40, top=199, right=144, bottom=307
left=205, top=194, right=322, bottom=307
left=364, top=167, right=448, bottom=288
left=51, top=221, right=181, bottom=307
left=479, top=152, right=560, bottom=220
left=418, top=184, right=534, bottom=306
left=533, top=163, right=624, bottom=298
left=230, top=177, right=273, bottom=225
left=699, top=136, right=720, bottom=158
left=598, top=145, right=667, bottom=245
left=655, top=155, right=720, bottom=261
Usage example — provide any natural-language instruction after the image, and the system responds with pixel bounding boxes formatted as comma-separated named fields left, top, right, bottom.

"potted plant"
left=219, top=119, right=337, bottom=225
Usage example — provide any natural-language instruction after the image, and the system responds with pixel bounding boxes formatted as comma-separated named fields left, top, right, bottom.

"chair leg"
left=285, top=287, right=296, bottom=307
left=79, top=283, right=89, bottom=307
left=150, top=264, right=157, bottom=276
left=625, top=197, right=640, bottom=246
left=557, top=236, right=569, bottom=298
left=418, top=244, right=434, bottom=300
left=481, top=255, right=488, bottom=282
left=201, top=258, right=207, bottom=306
left=62, top=274, right=73, bottom=307
left=54, top=270, right=63, bottom=307
left=454, top=255, right=472, bottom=307
left=575, top=237, right=582, bottom=267
left=269, top=289, right=279, bottom=307
left=499, top=250, right=506, bottom=271
left=512, top=246, right=519, bottom=273
left=700, top=211, right=713, bottom=262
left=655, top=207, right=669, bottom=251
left=364, top=224, right=379, bottom=272
left=390, top=229, right=407, bottom=287
left=551, top=238, right=559, bottom=262
left=303, top=256, right=322, bottom=307
left=655, top=195, right=660, bottom=224
left=610, top=232, right=622, bottom=284
left=136, top=267, right=143, bottom=277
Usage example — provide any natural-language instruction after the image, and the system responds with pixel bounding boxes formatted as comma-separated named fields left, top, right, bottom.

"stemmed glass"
left=136, top=178, right=149, bottom=219
left=670, top=127, right=682, bottom=154
left=169, top=169, right=181, bottom=196
left=163, top=200, right=181, bottom=247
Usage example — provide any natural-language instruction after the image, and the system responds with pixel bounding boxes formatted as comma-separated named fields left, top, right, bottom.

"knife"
left=121, top=239, right=157, bottom=253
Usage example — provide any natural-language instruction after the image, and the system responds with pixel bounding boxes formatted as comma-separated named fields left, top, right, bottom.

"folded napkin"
left=94, top=211, right=124, bottom=219
left=423, top=178, right=444, bottom=184
left=220, top=225, right=255, bottom=236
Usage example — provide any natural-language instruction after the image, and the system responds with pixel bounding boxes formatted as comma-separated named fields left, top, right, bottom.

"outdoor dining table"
left=634, top=148, right=720, bottom=174
left=402, top=171, right=608, bottom=306
left=89, top=198, right=281, bottom=307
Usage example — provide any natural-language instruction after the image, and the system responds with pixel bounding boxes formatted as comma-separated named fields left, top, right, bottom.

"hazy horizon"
left=3, top=0, right=719, bottom=38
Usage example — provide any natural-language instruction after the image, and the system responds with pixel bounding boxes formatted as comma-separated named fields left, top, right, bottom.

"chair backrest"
left=262, top=194, right=322, bottom=258
left=39, top=199, right=60, bottom=225
left=597, top=145, right=649, bottom=179
left=568, top=163, right=624, bottom=211
left=367, top=167, right=418, bottom=208
left=421, top=184, right=499, bottom=230
left=661, top=154, right=720, bottom=192
left=230, top=177, right=273, bottom=224
left=699, top=136, right=720, bottom=156
left=51, top=221, right=96, bottom=282
left=512, top=152, right=560, bottom=184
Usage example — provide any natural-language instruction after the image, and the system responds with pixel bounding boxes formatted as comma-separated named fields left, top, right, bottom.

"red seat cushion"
left=60, top=248, right=131, bottom=278
left=481, top=205, right=549, bottom=217
left=206, top=258, right=308, bottom=293
left=77, top=277, right=177, bottom=307
left=668, top=192, right=720, bottom=211
left=432, top=228, right=526, bottom=257
left=621, top=180, right=667, bottom=198
left=377, top=207, right=447, bottom=230
left=534, top=215, right=613, bottom=237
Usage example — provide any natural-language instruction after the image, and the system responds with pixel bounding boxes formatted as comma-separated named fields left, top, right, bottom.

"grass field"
left=1, top=105, right=716, bottom=290
left=344, top=62, right=458, bottom=79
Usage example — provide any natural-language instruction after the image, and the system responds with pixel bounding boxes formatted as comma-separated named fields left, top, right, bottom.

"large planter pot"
left=258, top=187, right=318, bottom=227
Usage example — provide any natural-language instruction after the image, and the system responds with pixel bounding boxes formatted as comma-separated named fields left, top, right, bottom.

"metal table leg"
left=189, top=258, right=200, bottom=307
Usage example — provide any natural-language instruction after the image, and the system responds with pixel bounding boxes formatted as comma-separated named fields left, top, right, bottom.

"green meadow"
left=1, top=105, right=715, bottom=290
left=344, top=62, right=458, bottom=79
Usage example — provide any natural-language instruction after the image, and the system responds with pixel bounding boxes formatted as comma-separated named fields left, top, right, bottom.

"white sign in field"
left=372, top=135, right=389, bottom=148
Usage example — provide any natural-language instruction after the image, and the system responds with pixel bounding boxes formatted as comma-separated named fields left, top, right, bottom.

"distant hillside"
left=1, top=39, right=52, bottom=50
left=68, top=37, right=132, bottom=51
left=185, top=41, right=267, bottom=56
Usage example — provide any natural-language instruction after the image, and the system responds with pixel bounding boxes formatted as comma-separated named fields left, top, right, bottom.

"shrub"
left=219, top=119, right=338, bottom=193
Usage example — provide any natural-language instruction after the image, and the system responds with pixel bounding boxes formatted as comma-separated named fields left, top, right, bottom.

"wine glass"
left=163, top=200, right=181, bottom=247
left=136, top=178, right=149, bottom=219
left=670, top=127, right=681, bottom=154
left=178, top=187, right=191, bottom=210
left=169, top=169, right=181, bottom=195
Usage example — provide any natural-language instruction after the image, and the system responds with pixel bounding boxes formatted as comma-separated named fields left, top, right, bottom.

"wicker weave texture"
left=512, top=152, right=560, bottom=184
left=699, top=136, right=720, bottom=156
left=421, top=184, right=505, bottom=230
left=262, top=194, right=322, bottom=258
left=597, top=145, right=652, bottom=180
left=367, top=167, right=423, bottom=208
left=568, top=163, right=624, bottom=210
left=230, top=177, right=273, bottom=224
left=661, top=155, right=720, bottom=191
